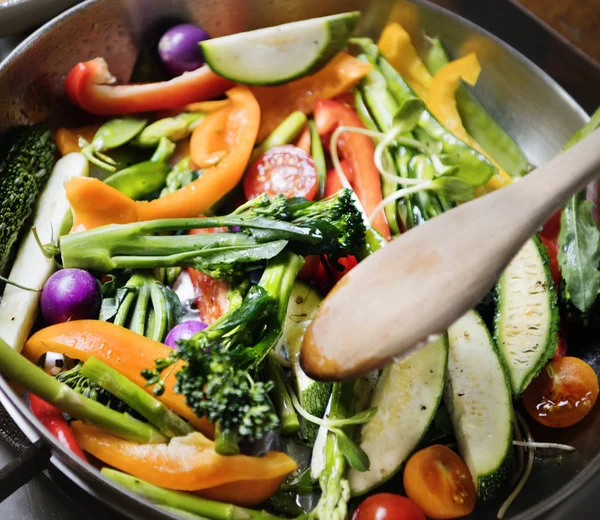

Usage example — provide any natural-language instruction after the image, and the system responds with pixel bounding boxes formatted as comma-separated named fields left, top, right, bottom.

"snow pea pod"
left=379, top=56, right=496, bottom=187
left=104, top=160, right=170, bottom=200
left=150, top=137, right=176, bottom=163
left=424, top=37, right=531, bottom=177
left=133, top=112, right=205, bottom=147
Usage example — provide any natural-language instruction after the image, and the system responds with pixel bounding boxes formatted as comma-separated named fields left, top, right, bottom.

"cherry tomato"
left=244, top=145, right=317, bottom=200
left=352, top=493, right=426, bottom=520
left=523, top=356, right=599, bottom=428
left=403, top=445, right=476, bottom=520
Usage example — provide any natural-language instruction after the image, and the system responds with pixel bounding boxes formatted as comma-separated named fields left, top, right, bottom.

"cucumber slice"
left=348, top=335, right=448, bottom=495
left=495, top=237, right=559, bottom=394
left=0, top=153, right=89, bottom=352
left=276, top=281, right=331, bottom=444
left=446, top=310, right=513, bottom=500
left=201, top=12, right=360, bottom=85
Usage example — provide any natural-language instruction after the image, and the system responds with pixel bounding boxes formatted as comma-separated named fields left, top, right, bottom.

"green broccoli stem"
left=264, top=357, right=300, bottom=436
left=251, top=111, right=308, bottom=163
left=81, top=356, right=194, bottom=438
left=0, top=338, right=166, bottom=444
left=102, top=469, right=287, bottom=520
left=214, top=423, right=240, bottom=455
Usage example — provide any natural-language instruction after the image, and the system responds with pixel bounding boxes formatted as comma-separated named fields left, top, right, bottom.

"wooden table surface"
left=515, top=0, right=600, bottom=64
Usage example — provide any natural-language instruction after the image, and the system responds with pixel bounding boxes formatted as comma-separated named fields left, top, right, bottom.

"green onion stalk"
left=0, top=338, right=166, bottom=444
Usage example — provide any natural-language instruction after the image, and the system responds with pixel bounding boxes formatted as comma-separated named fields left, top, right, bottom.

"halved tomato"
left=352, top=493, right=426, bottom=520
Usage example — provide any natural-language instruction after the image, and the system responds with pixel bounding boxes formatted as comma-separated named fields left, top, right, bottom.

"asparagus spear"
left=309, top=119, right=327, bottom=201
left=423, top=37, right=531, bottom=177
left=81, top=356, right=194, bottom=438
left=0, top=338, right=166, bottom=444
left=102, top=468, right=287, bottom=520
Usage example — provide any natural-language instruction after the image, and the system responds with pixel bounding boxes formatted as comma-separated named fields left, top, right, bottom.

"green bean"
left=309, top=119, right=327, bottom=200
left=250, top=111, right=307, bottom=163
left=423, top=37, right=531, bottom=177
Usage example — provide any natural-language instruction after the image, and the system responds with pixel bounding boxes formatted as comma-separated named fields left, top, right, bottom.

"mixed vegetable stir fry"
left=1, top=11, right=600, bottom=520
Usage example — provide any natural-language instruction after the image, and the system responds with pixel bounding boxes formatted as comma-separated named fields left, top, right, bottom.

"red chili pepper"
left=64, top=58, right=233, bottom=115
left=29, top=393, right=87, bottom=461
left=313, top=99, right=391, bottom=241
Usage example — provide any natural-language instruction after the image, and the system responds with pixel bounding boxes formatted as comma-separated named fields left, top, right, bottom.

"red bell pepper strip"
left=64, top=58, right=233, bottom=115
left=29, top=393, right=87, bottom=461
left=313, top=99, right=391, bottom=240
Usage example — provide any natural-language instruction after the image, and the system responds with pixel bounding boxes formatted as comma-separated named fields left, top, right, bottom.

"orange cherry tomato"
left=403, top=445, right=476, bottom=520
left=523, top=356, right=599, bottom=428
left=352, top=494, right=426, bottom=520
left=244, top=145, right=317, bottom=200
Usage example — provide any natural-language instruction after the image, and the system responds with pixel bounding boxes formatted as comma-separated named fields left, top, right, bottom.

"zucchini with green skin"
left=276, top=281, right=330, bottom=444
left=494, top=237, right=559, bottom=394
left=0, top=125, right=57, bottom=272
left=0, top=152, right=88, bottom=352
left=201, top=12, right=360, bottom=86
left=347, top=335, right=448, bottom=495
left=446, top=310, right=513, bottom=500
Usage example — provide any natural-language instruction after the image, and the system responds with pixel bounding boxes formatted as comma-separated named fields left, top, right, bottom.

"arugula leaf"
left=557, top=106, right=600, bottom=312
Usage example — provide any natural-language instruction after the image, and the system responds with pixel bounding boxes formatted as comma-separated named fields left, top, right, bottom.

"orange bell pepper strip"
left=252, top=52, right=372, bottom=142
left=54, top=126, right=99, bottom=156
left=64, top=58, right=234, bottom=115
left=22, top=320, right=213, bottom=436
left=313, top=99, right=391, bottom=241
left=64, top=86, right=260, bottom=229
left=378, top=23, right=433, bottom=99
left=427, top=53, right=512, bottom=195
left=198, top=476, right=287, bottom=507
left=71, top=422, right=296, bottom=501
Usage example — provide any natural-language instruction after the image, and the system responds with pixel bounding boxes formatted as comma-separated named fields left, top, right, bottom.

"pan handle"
left=0, top=438, right=51, bottom=502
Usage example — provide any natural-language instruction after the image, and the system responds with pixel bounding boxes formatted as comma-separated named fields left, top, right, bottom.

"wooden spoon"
left=300, top=129, right=600, bottom=381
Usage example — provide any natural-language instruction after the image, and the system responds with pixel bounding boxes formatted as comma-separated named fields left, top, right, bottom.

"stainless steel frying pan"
left=0, top=1, right=596, bottom=518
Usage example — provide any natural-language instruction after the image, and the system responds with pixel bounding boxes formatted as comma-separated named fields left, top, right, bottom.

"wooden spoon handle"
left=301, top=129, right=600, bottom=381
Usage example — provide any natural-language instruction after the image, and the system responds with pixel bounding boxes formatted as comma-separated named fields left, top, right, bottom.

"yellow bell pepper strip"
left=23, top=320, right=213, bottom=436
left=63, top=86, right=260, bottom=229
left=427, top=53, right=513, bottom=194
left=377, top=23, right=432, bottom=99
left=64, top=58, right=234, bottom=116
left=252, top=52, right=372, bottom=143
left=54, top=126, right=99, bottom=156
left=71, top=422, right=297, bottom=503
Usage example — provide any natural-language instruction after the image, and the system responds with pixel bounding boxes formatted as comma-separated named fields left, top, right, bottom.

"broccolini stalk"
left=143, top=252, right=305, bottom=455
left=81, top=356, right=194, bottom=438
left=264, top=356, right=301, bottom=437
left=0, top=338, right=166, bottom=444
left=102, top=469, right=287, bottom=520
left=58, top=188, right=365, bottom=277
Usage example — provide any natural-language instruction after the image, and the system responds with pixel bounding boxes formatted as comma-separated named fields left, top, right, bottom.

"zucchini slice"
left=276, top=281, right=331, bottom=444
left=446, top=310, right=513, bottom=500
left=201, top=12, right=360, bottom=85
left=0, top=153, right=89, bottom=352
left=494, top=237, right=559, bottom=394
left=348, top=335, right=448, bottom=495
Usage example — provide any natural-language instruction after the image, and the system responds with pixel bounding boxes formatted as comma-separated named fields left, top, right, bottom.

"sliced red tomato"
left=352, top=493, right=426, bottom=520
left=333, top=91, right=356, bottom=108
left=187, top=224, right=230, bottom=324
left=244, top=145, right=317, bottom=200
left=325, top=160, right=352, bottom=198
left=523, top=356, right=599, bottom=428
left=313, top=98, right=391, bottom=241
left=403, top=445, right=476, bottom=520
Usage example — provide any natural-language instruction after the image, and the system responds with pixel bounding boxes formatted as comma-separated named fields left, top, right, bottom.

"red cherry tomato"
left=403, top=445, right=476, bottom=519
left=352, top=493, right=426, bottom=520
left=244, top=145, right=317, bottom=200
left=523, top=356, right=599, bottom=428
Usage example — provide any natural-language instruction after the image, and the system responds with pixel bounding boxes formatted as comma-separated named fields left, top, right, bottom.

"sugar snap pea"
left=423, top=37, right=531, bottom=177
left=104, top=160, right=170, bottom=200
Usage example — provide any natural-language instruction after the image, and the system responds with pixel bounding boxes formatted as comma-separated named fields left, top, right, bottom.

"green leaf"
left=332, top=428, right=370, bottom=472
left=558, top=198, right=600, bottom=312
left=99, top=285, right=135, bottom=322
left=393, top=98, right=425, bottom=134
left=432, top=177, right=475, bottom=203
left=327, top=407, right=377, bottom=427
